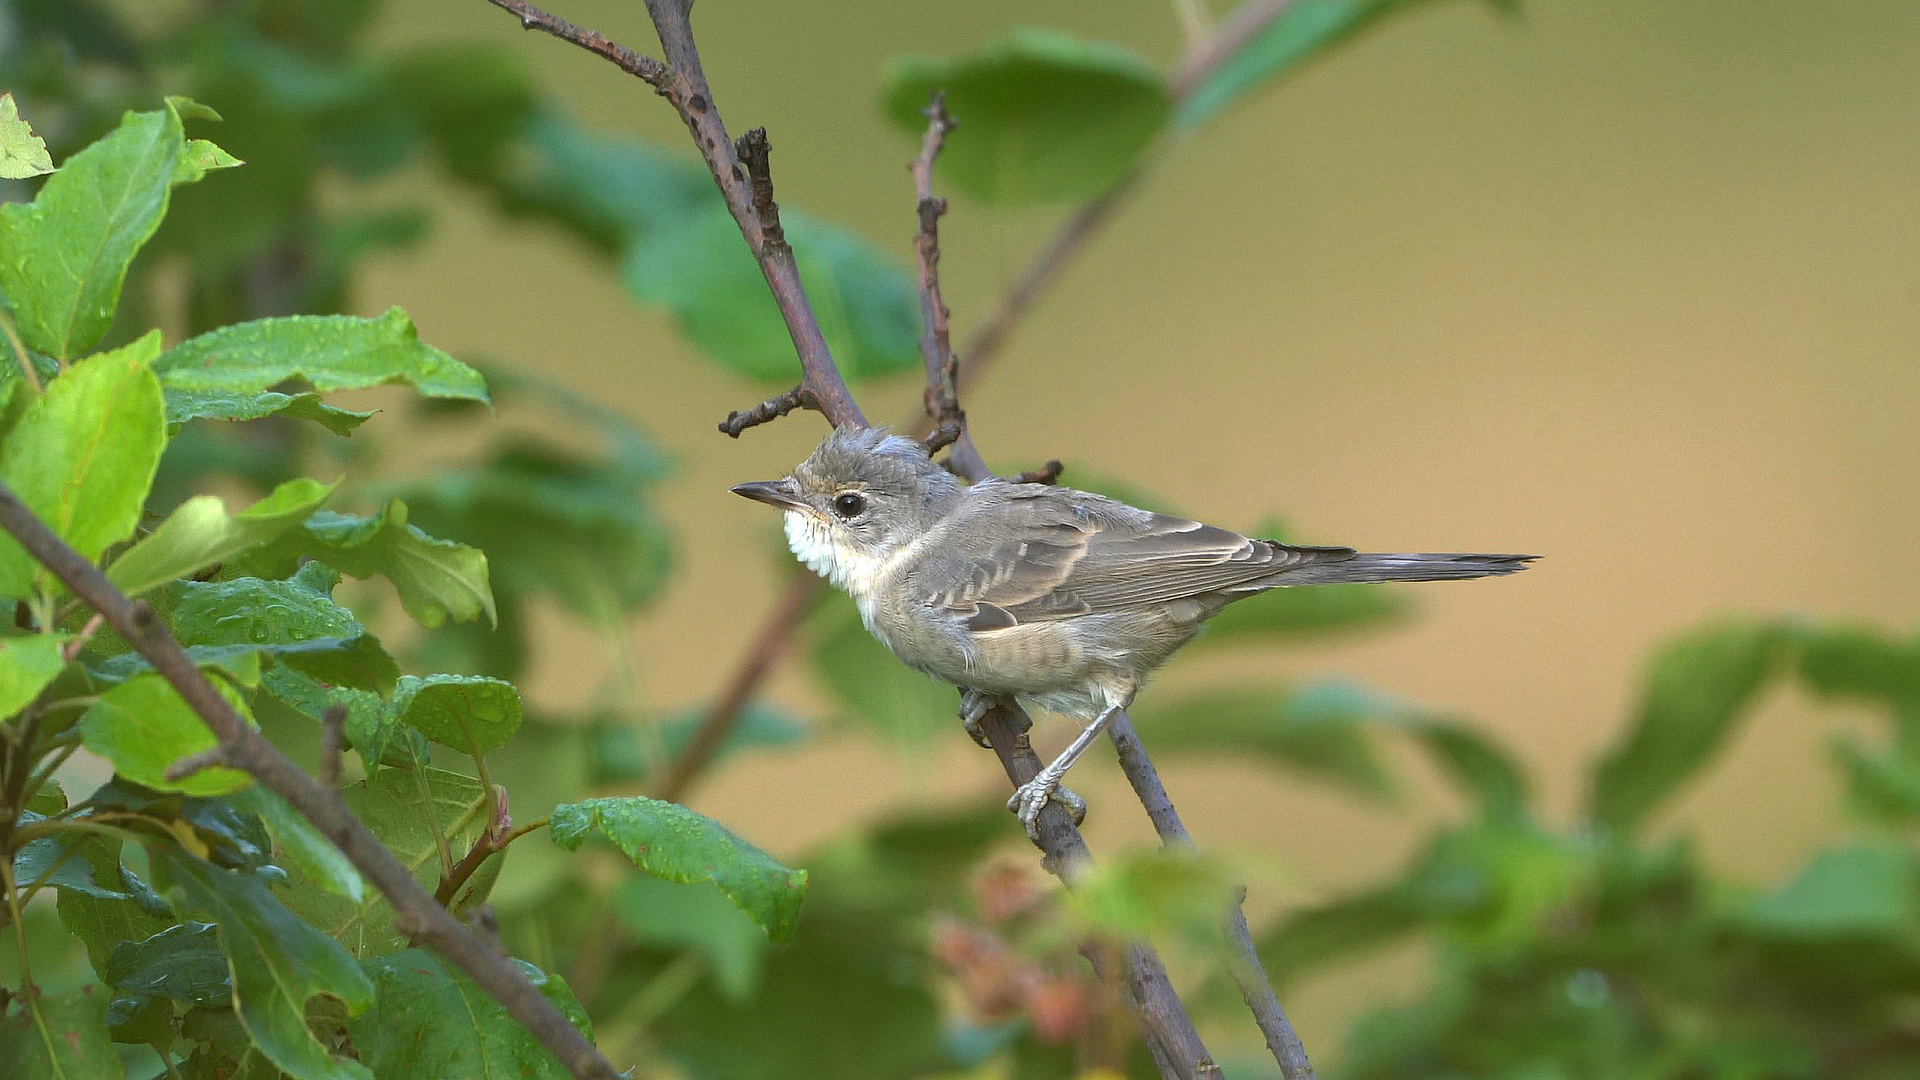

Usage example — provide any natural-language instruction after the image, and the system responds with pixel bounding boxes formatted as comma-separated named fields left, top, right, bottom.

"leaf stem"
left=0, top=308, right=41, bottom=394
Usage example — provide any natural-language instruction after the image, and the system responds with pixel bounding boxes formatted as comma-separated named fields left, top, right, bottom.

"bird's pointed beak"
left=730, top=479, right=806, bottom=511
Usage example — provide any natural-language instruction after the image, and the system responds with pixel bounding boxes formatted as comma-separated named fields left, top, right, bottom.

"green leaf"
left=393, top=674, right=522, bottom=756
left=0, top=633, right=69, bottom=716
left=503, top=111, right=718, bottom=252
left=170, top=563, right=363, bottom=648
left=550, top=795, right=808, bottom=942
left=281, top=768, right=486, bottom=955
left=154, top=848, right=375, bottom=1080
left=1589, top=621, right=1794, bottom=833
left=881, top=30, right=1170, bottom=204
left=623, top=206, right=920, bottom=381
left=153, top=308, right=488, bottom=403
left=0, top=987, right=124, bottom=1080
left=586, top=704, right=808, bottom=785
left=612, top=875, right=770, bottom=1002
left=1830, top=737, right=1920, bottom=822
left=13, top=816, right=130, bottom=900
left=1735, top=842, right=1920, bottom=940
left=230, top=786, right=364, bottom=903
left=58, top=879, right=177, bottom=978
left=254, top=501, right=495, bottom=629
left=1177, top=0, right=1507, bottom=127
left=1066, top=847, right=1241, bottom=953
left=1796, top=624, right=1920, bottom=715
left=1255, top=886, right=1428, bottom=986
left=1135, top=684, right=1396, bottom=800
left=0, top=92, right=56, bottom=179
left=1403, top=714, right=1529, bottom=821
left=347, top=950, right=589, bottom=1080
left=0, top=333, right=166, bottom=600
left=77, top=673, right=252, bottom=796
left=163, top=388, right=374, bottom=435
left=103, top=922, right=231, bottom=1018
left=107, top=478, right=337, bottom=599
left=0, top=99, right=229, bottom=358
left=261, top=666, right=423, bottom=772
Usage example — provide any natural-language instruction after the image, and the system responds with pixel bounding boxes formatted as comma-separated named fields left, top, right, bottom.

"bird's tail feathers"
left=1270, top=549, right=1536, bottom=586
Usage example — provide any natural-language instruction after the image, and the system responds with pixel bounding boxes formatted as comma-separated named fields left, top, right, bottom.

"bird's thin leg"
left=1007, top=704, right=1121, bottom=840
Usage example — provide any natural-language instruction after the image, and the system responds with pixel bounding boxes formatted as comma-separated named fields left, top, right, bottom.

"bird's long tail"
left=1267, top=548, right=1536, bottom=586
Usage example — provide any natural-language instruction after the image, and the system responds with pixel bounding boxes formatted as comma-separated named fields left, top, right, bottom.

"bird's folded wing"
left=909, top=485, right=1357, bottom=628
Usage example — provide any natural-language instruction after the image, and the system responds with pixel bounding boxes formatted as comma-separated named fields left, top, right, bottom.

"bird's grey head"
left=730, top=426, right=963, bottom=595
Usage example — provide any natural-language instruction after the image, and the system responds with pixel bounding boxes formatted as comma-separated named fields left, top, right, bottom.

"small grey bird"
left=732, top=427, right=1532, bottom=837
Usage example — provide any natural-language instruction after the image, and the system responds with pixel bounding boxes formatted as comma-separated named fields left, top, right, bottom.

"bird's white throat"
left=783, top=511, right=886, bottom=607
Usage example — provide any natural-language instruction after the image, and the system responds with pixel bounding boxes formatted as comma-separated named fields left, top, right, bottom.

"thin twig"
left=908, top=92, right=988, bottom=477
left=162, top=746, right=232, bottom=783
left=1109, top=713, right=1314, bottom=1080
left=1011, top=460, right=1065, bottom=486
left=719, top=384, right=813, bottom=437
left=0, top=481, right=622, bottom=1080
left=482, top=0, right=668, bottom=88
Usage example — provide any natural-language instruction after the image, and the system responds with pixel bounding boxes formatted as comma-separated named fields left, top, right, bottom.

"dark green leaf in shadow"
left=808, top=593, right=953, bottom=752
left=881, top=29, right=1170, bottom=204
left=347, top=950, right=589, bottom=1080
left=163, top=388, right=373, bottom=435
left=1134, top=684, right=1396, bottom=801
left=612, top=875, right=770, bottom=1002
left=0, top=987, right=122, bottom=1080
left=1255, top=885, right=1428, bottom=986
left=550, top=796, right=808, bottom=942
left=103, top=922, right=231, bottom=1026
left=491, top=111, right=716, bottom=254
left=154, top=848, right=374, bottom=1080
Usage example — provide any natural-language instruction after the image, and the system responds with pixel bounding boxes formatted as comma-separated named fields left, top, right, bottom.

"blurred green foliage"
left=2, top=2, right=1912, bottom=1080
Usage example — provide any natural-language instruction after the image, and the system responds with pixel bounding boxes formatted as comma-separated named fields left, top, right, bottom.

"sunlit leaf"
left=881, top=29, right=1169, bottom=204
left=0, top=333, right=165, bottom=599
left=0, top=99, right=230, bottom=358
left=108, top=478, right=337, bottom=599
left=153, top=307, right=487, bottom=404
left=0, top=92, right=55, bottom=178
left=550, top=796, right=808, bottom=942
left=0, top=633, right=69, bottom=717
left=77, top=673, right=253, bottom=796
left=251, top=500, right=495, bottom=629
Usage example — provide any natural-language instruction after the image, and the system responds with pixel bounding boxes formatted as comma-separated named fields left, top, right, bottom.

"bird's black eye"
left=832, top=492, right=866, bottom=519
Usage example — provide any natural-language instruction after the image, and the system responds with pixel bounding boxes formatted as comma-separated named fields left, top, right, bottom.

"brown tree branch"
left=719, top=383, right=814, bottom=437
left=484, top=0, right=668, bottom=87
left=1110, top=713, right=1314, bottom=1080
left=0, top=482, right=623, bottom=1080
left=908, top=92, right=989, bottom=479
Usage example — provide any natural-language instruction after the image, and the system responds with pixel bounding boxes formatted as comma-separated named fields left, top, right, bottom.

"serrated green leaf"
left=881, top=29, right=1169, bottom=204
left=170, top=563, right=363, bottom=648
left=623, top=206, right=920, bottom=381
left=0, top=333, right=165, bottom=599
left=1735, top=842, right=1920, bottom=939
left=347, top=950, right=589, bottom=1080
left=153, top=308, right=486, bottom=403
left=230, top=787, right=364, bottom=903
left=282, top=768, right=486, bottom=955
left=550, top=795, right=808, bottom=942
left=612, top=875, right=770, bottom=1002
left=154, top=849, right=374, bottom=1080
left=108, top=478, right=337, bottom=599
left=255, top=501, right=495, bottom=629
left=1177, top=0, right=1503, bottom=127
left=164, top=388, right=374, bottom=435
left=393, top=674, right=521, bottom=755
left=0, top=633, right=69, bottom=716
left=0, top=103, right=191, bottom=358
left=0, top=92, right=56, bottom=179
left=1589, top=621, right=1794, bottom=833
left=78, top=674, right=252, bottom=796
left=13, top=815, right=128, bottom=900
left=1135, top=684, right=1396, bottom=800
left=0, top=987, right=124, bottom=1080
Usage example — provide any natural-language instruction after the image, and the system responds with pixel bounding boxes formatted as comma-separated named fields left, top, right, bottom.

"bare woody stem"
left=0, top=482, right=623, bottom=1080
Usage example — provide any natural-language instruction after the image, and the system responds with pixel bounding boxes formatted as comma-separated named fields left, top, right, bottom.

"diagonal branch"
left=0, top=482, right=623, bottom=1080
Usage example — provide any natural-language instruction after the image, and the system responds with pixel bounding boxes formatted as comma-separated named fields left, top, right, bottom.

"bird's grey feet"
left=958, top=689, right=996, bottom=748
left=1006, top=776, right=1086, bottom=841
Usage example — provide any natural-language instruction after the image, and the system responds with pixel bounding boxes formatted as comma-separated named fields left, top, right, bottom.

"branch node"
left=1012, top=460, right=1065, bottom=485
left=719, top=384, right=814, bottom=437
left=734, top=128, right=787, bottom=251
left=163, top=746, right=233, bottom=782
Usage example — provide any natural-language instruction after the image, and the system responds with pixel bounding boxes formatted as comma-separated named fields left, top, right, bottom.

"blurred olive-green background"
left=337, top=0, right=1914, bottom=1054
